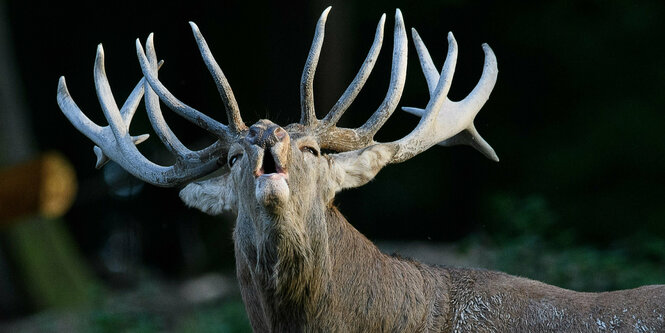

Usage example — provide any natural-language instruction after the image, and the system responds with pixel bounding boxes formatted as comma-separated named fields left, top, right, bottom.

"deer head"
left=177, top=9, right=408, bottom=221
left=56, top=4, right=497, bottom=284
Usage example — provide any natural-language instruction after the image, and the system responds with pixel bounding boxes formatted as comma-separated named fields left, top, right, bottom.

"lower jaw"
left=255, top=174, right=290, bottom=208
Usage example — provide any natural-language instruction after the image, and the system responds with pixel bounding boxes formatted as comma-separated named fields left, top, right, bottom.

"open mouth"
left=256, top=148, right=287, bottom=177
left=254, top=147, right=290, bottom=206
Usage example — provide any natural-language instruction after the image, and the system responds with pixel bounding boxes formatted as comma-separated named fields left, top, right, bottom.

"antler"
left=57, top=24, right=247, bottom=187
left=400, top=29, right=498, bottom=161
left=298, top=8, right=498, bottom=162
left=385, top=29, right=498, bottom=163
left=299, top=8, right=407, bottom=152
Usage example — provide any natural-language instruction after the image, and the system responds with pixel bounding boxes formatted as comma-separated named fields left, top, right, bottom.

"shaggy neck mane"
left=248, top=203, right=332, bottom=311
left=239, top=203, right=403, bottom=326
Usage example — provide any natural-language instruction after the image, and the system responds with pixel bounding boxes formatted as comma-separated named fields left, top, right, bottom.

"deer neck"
left=234, top=204, right=453, bottom=330
left=233, top=202, right=392, bottom=320
left=233, top=201, right=332, bottom=311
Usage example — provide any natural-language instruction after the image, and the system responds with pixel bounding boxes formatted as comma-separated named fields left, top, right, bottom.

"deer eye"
left=228, top=154, right=242, bottom=167
left=300, top=146, right=319, bottom=156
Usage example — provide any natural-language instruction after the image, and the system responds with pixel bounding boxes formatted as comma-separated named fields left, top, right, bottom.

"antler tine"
left=57, top=76, right=105, bottom=144
left=423, top=32, right=457, bottom=115
left=59, top=68, right=151, bottom=170
left=320, top=13, right=386, bottom=128
left=93, top=62, right=158, bottom=169
left=400, top=29, right=499, bottom=162
left=58, top=43, right=223, bottom=186
left=142, top=35, right=228, bottom=162
left=389, top=31, right=498, bottom=163
left=189, top=22, right=247, bottom=133
left=95, top=44, right=128, bottom=139
left=315, top=9, right=407, bottom=153
left=93, top=44, right=187, bottom=176
left=300, top=6, right=332, bottom=127
left=356, top=9, right=408, bottom=138
left=459, top=43, right=499, bottom=116
left=136, top=38, right=236, bottom=143
left=119, top=69, right=150, bottom=123
left=411, top=28, right=439, bottom=94
left=388, top=32, right=458, bottom=163
left=143, top=34, right=193, bottom=157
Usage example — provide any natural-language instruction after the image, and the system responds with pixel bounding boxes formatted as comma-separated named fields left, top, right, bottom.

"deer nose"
left=246, top=122, right=288, bottom=148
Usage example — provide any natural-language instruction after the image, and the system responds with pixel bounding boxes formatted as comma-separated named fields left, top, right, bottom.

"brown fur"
left=235, top=205, right=665, bottom=332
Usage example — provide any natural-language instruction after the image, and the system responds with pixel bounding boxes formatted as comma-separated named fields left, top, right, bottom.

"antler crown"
left=56, top=7, right=498, bottom=187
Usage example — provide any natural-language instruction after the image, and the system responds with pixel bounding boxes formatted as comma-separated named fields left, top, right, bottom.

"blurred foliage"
left=1, top=296, right=251, bottom=332
left=5, top=217, right=100, bottom=309
left=89, top=311, right=164, bottom=333
left=484, top=193, right=560, bottom=243
left=85, top=299, right=251, bottom=333
left=176, top=300, right=251, bottom=333
left=471, top=192, right=665, bottom=292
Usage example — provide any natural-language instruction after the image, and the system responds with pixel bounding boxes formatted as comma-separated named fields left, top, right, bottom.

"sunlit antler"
left=92, top=65, right=155, bottom=169
left=298, top=9, right=407, bottom=153
left=385, top=30, right=498, bottom=163
left=58, top=29, right=246, bottom=186
left=401, top=29, right=499, bottom=161
left=297, top=8, right=497, bottom=163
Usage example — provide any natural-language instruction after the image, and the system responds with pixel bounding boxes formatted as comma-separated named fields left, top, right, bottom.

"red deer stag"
left=57, top=7, right=664, bottom=332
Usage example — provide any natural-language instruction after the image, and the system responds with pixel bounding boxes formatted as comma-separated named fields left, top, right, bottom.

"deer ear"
left=330, top=144, right=397, bottom=191
left=179, top=173, right=237, bottom=215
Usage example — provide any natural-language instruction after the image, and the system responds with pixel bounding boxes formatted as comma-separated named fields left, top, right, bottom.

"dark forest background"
left=1, top=0, right=664, bottom=330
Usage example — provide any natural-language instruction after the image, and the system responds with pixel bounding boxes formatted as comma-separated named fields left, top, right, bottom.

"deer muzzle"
left=247, top=120, right=290, bottom=208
